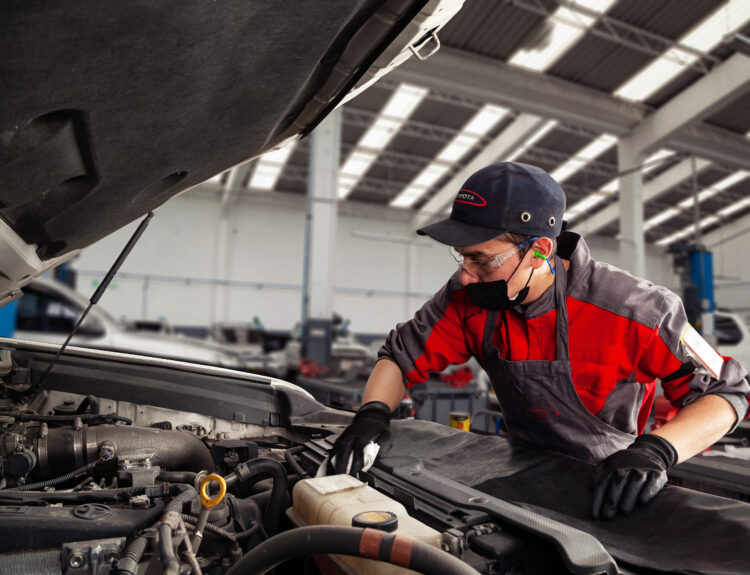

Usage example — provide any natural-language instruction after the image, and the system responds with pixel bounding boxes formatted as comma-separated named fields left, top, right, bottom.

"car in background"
left=285, top=318, right=377, bottom=380
left=15, top=278, right=246, bottom=370
left=126, top=317, right=174, bottom=335
left=207, top=322, right=289, bottom=378
left=716, top=309, right=750, bottom=372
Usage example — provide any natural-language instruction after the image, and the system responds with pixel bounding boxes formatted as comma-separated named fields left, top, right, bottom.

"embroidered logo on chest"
left=521, top=406, right=559, bottom=417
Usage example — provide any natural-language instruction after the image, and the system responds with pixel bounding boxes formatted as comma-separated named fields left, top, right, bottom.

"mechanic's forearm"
left=651, top=394, right=738, bottom=464
left=361, top=359, right=407, bottom=412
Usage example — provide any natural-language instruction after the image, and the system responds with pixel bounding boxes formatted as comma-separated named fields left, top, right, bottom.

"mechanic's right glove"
left=330, top=401, right=392, bottom=476
left=590, top=433, right=678, bottom=520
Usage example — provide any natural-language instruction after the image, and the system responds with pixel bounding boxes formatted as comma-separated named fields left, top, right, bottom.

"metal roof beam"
left=390, top=48, right=750, bottom=171
left=622, top=53, right=750, bottom=160
left=575, top=157, right=713, bottom=236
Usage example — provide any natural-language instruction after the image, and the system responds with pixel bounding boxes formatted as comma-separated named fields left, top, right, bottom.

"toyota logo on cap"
left=455, top=189, right=487, bottom=207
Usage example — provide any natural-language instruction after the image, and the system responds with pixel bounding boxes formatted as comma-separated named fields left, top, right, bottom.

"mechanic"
left=330, top=161, right=750, bottom=520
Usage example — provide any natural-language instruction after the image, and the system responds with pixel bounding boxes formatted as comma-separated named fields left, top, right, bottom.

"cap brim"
left=416, top=217, right=506, bottom=247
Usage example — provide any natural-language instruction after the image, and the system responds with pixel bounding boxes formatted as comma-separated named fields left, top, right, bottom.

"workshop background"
left=25, top=0, right=750, bottom=411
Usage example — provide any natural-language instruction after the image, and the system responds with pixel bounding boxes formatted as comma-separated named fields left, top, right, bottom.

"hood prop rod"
left=39, top=211, right=155, bottom=385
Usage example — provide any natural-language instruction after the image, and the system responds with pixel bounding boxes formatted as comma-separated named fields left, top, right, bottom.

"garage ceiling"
left=201, top=0, right=750, bottom=248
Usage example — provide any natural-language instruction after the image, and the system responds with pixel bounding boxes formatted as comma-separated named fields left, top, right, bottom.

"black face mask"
left=465, top=247, right=535, bottom=311
left=465, top=273, right=532, bottom=311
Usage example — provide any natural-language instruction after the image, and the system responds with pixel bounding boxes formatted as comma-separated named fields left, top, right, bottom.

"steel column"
left=617, top=142, right=646, bottom=278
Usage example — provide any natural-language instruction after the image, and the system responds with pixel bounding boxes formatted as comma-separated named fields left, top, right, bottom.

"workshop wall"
left=72, top=189, right=683, bottom=334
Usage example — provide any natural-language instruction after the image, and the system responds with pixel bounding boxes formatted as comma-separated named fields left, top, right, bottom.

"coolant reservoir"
left=289, top=474, right=442, bottom=575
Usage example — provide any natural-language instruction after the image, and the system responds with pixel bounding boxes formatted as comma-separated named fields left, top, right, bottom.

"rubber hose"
left=117, top=535, right=149, bottom=575
left=159, top=523, right=180, bottom=575
left=225, top=458, right=287, bottom=536
left=224, top=525, right=481, bottom=575
left=15, top=458, right=100, bottom=491
left=158, top=471, right=197, bottom=484
left=153, top=485, right=197, bottom=575
left=284, top=446, right=309, bottom=478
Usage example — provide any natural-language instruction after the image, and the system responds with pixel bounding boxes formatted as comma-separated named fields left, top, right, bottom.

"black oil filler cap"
left=352, top=510, right=398, bottom=532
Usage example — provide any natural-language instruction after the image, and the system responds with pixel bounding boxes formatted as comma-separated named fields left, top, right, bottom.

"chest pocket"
left=569, top=360, right=620, bottom=415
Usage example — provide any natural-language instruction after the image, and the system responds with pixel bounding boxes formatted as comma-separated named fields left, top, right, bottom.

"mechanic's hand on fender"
left=330, top=401, right=392, bottom=476
left=590, top=434, right=678, bottom=519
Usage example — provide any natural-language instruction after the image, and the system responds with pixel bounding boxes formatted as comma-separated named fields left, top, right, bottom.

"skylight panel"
left=643, top=208, right=681, bottom=231
left=656, top=215, right=722, bottom=246
left=381, top=84, right=429, bottom=120
left=338, top=83, right=428, bottom=199
left=436, top=134, right=481, bottom=163
left=509, top=0, right=616, bottom=72
left=718, top=197, right=750, bottom=217
left=615, top=0, right=750, bottom=102
left=391, top=185, right=428, bottom=208
left=248, top=141, right=298, bottom=190
left=463, top=104, right=508, bottom=136
left=565, top=149, right=675, bottom=221
left=550, top=133, right=617, bottom=183
left=644, top=170, right=748, bottom=231
left=505, top=120, right=558, bottom=162
left=389, top=104, right=508, bottom=208
left=341, top=150, right=378, bottom=178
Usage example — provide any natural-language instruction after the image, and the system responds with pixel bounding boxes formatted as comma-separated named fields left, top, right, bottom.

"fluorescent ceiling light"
left=389, top=105, right=509, bottom=208
left=615, top=0, right=750, bottom=102
left=413, top=163, right=451, bottom=188
left=436, top=134, right=481, bottom=163
left=391, top=185, right=428, bottom=208
left=564, top=192, right=609, bottom=219
left=381, top=84, right=428, bottom=120
left=248, top=141, right=298, bottom=190
left=339, top=83, right=428, bottom=199
left=505, top=120, right=558, bottom=162
left=656, top=214, right=722, bottom=247
left=551, top=133, right=617, bottom=182
left=643, top=208, right=681, bottom=231
left=248, top=165, right=280, bottom=190
left=719, top=197, right=750, bottom=217
left=509, top=0, right=616, bottom=72
left=341, top=150, right=377, bottom=177
left=644, top=170, right=748, bottom=230
left=359, top=118, right=401, bottom=150
left=566, top=148, right=675, bottom=220
left=713, top=170, right=750, bottom=190
left=463, top=105, right=509, bottom=135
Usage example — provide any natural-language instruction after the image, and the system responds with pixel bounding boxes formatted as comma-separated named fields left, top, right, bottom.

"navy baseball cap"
left=417, top=162, right=566, bottom=247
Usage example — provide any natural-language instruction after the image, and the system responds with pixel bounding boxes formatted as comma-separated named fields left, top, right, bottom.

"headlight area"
left=0, top=398, right=485, bottom=575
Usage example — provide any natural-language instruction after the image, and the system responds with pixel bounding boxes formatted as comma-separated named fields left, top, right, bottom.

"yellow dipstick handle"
left=193, top=474, right=227, bottom=553
left=200, top=474, right=227, bottom=508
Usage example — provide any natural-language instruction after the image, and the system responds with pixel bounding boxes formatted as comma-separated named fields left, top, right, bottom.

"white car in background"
left=715, top=310, right=750, bottom=371
left=15, top=278, right=246, bottom=370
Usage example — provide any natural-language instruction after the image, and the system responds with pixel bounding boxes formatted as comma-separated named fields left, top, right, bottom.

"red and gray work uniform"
left=380, top=232, right=750, bottom=463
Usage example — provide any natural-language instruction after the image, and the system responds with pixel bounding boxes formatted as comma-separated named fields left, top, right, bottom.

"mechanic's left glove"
left=590, top=434, right=678, bottom=520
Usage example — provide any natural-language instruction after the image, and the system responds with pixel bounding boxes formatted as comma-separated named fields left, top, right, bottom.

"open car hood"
left=0, top=0, right=462, bottom=304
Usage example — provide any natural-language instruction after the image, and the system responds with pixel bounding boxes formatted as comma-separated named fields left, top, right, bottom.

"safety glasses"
left=450, top=237, right=536, bottom=276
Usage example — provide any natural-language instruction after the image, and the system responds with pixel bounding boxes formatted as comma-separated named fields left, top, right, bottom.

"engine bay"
left=1, top=341, right=750, bottom=575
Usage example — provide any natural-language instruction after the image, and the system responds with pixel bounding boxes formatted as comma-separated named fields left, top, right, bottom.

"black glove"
left=330, top=401, right=392, bottom=476
left=590, top=434, right=678, bottom=519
